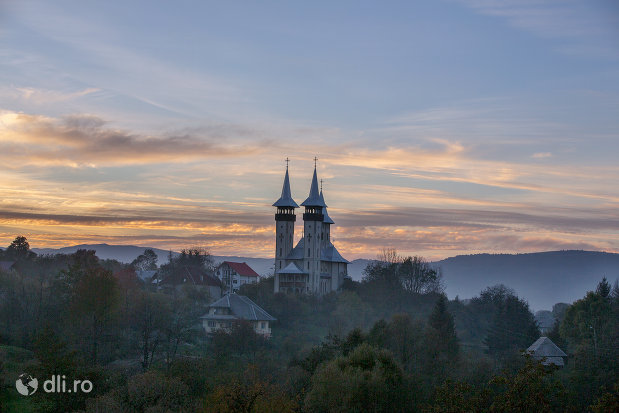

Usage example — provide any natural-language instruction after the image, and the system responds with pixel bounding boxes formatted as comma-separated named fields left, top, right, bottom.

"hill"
left=436, top=251, right=619, bottom=311
left=31, top=244, right=618, bottom=310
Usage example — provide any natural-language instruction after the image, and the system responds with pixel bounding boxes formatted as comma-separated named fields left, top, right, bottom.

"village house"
left=152, top=265, right=222, bottom=300
left=215, top=261, right=259, bottom=294
left=201, top=293, right=276, bottom=337
left=526, top=336, right=568, bottom=367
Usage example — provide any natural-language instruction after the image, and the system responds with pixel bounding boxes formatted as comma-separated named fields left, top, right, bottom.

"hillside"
left=31, top=244, right=618, bottom=310
left=436, top=251, right=619, bottom=311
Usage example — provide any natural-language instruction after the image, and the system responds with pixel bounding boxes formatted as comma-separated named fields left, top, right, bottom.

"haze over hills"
left=31, top=244, right=618, bottom=311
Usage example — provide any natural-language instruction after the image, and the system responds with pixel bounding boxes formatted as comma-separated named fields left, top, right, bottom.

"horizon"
left=1, top=1, right=618, bottom=261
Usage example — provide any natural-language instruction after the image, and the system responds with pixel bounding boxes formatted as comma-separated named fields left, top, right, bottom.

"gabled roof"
left=320, top=190, right=334, bottom=224
left=286, top=238, right=305, bottom=260
left=527, top=337, right=567, bottom=358
left=321, top=243, right=349, bottom=263
left=272, top=167, right=299, bottom=208
left=278, top=262, right=307, bottom=274
left=301, top=166, right=327, bottom=207
left=203, top=293, right=276, bottom=321
left=221, top=261, right=259, bottom=277
left=158, top=266, right=221, bottom=287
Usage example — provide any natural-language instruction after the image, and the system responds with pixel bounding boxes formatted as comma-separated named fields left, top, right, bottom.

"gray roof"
left=527, top=337, right=567, bottom=359
left=278, top=262, right=307, bottom=274
left=286, top=238, right=305, bottom=260
left=301, top=167, right=327, bottom=207
left=320, top=190, right=334, bottom=224
left=321, top=243, right=349, bottom=263
left=203, top=293, right=276, bottom=321
left=273, top=167, right=299, bottom=208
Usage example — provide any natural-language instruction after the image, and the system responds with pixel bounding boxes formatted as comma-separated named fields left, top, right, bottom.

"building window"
left=261, top=322, right=266, bottom=329
left=208, top=321, right=215, bottom=327
left=233, top=279, right=238, bottom=284
left=279, top=248, right=282, bottom=256
left=308, top=248, right=310, bottom=257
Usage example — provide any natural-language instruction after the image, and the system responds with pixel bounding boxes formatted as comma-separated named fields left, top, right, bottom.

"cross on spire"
left=285, top=157, right=290, bottom=169
left=320, top=179, right=323, bottom=192
left=314, top=156, right=318, bottom=168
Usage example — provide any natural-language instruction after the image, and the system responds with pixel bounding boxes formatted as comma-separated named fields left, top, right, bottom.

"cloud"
left=0, top=111, right=272, bottom=166
left=532, top=152, right=552, bottom=159
left=14, top=87, right=101, bottom=105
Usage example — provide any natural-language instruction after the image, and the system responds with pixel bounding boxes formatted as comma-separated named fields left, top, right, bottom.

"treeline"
left=0, top=238, right=617, bottom=412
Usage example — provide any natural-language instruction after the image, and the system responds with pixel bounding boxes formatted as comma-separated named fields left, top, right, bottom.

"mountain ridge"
left=30, top=244, right=618, bottom=311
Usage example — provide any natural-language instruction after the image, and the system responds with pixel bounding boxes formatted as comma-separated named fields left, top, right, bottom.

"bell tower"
left=273, top=159, right=298, bottom=290
left=301, top=158, right=326, bottom=293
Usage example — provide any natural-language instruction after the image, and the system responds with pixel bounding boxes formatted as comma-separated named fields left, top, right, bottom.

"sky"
left=0, top=0, right=618, bottom=260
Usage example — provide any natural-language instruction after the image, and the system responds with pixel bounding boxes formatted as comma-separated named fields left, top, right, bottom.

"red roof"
left=221, top=261, right=259, bottom=277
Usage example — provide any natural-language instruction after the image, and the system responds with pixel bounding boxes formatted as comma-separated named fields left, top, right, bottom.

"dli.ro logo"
left=16, top=373, right=93, bottom=396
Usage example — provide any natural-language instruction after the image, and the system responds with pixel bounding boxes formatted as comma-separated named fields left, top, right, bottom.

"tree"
left=304, top=343, right=409, bottom=413
left=425, top=294, right=459, bottom=379
left=399, top=256, right=442, bottom=294
left=489, top=355, right=567, bottom=412
left=131, top=248, right=158, bottom=271
left=6, top=235, right=34, bottom=260
left=482, top=288, right=539, bottom=360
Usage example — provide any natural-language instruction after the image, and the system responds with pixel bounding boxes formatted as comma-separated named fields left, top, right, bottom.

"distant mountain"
left=31, top=245, right=618, bottom=311
left=435, top=251, right=619, bottom=311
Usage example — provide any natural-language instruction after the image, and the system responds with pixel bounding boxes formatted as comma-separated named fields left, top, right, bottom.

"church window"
left=279, top=248, right=282, bottom=256
left=308, top=248, right=310, bottom=257
left=307, top=262, right=310, bottom=269
left=279, top=262, right=282, bottom=269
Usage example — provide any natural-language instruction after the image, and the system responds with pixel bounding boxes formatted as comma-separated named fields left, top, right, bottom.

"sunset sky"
left=1, top=0, right=618, bottom=260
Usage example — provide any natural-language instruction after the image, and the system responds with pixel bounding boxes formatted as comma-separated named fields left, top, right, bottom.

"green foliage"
left=304, top=343, right=409, bottom=413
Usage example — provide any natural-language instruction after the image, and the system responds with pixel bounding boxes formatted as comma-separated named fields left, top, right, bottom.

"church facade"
left=273, top=162, right=349, bottom=295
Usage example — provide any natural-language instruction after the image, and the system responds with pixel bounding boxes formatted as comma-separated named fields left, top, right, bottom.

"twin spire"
left=272, top=159, right=334, bottom=223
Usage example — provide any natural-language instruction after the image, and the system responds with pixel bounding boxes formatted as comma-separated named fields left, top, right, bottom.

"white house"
left=201, top=293, right=276, bottom=337
left=215, top=261, right=259, bottom=294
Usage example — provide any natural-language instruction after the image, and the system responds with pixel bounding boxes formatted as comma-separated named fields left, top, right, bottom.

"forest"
left=0, top=236, right=617, bottom=412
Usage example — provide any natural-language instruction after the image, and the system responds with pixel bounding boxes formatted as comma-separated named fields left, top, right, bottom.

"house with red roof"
left=215, top=261, right=259, bottom=294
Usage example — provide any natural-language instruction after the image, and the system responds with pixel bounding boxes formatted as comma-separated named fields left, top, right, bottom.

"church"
left=273, top=161, right=349, bottom=295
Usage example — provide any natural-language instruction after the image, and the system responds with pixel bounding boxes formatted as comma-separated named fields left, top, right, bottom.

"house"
left=272, top=162, right=349, bottom=295
left=201, top=293, right=276, bottom=337
left=526, top=336, right=568, bottom=367
left=153, top=265, right=222, bottom=300
left=215, top=261, right=259, bottom=294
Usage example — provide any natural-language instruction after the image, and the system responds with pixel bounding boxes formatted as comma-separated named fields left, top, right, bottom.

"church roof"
left=527, top=337, right=567, bottom=357
left=301, top=167, right=327, bottom=207
left=321, top=243, right=349, bottom=263
left=273, top=167, right=299, bottom=208
left=320, top=190, right=334, bottom=224
left=286, top=238, right=305, bottom=260
left=278, top=262, right=307, bottom=274
left=203, top=293, right=276, bottom=321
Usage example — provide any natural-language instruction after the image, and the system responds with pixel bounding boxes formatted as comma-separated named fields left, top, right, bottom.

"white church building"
left=273, top=162, right=349, bottom=295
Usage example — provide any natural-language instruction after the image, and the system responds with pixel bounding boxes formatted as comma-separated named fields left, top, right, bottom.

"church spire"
left=273, top=160, right=299, bottom=208
left=301, top=160, right=327, bottom=207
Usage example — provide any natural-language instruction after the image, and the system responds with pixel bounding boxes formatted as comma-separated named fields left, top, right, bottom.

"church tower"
left=272, top=161, right=298, bottom=292
left=301, top=161, right=326, bottom=294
